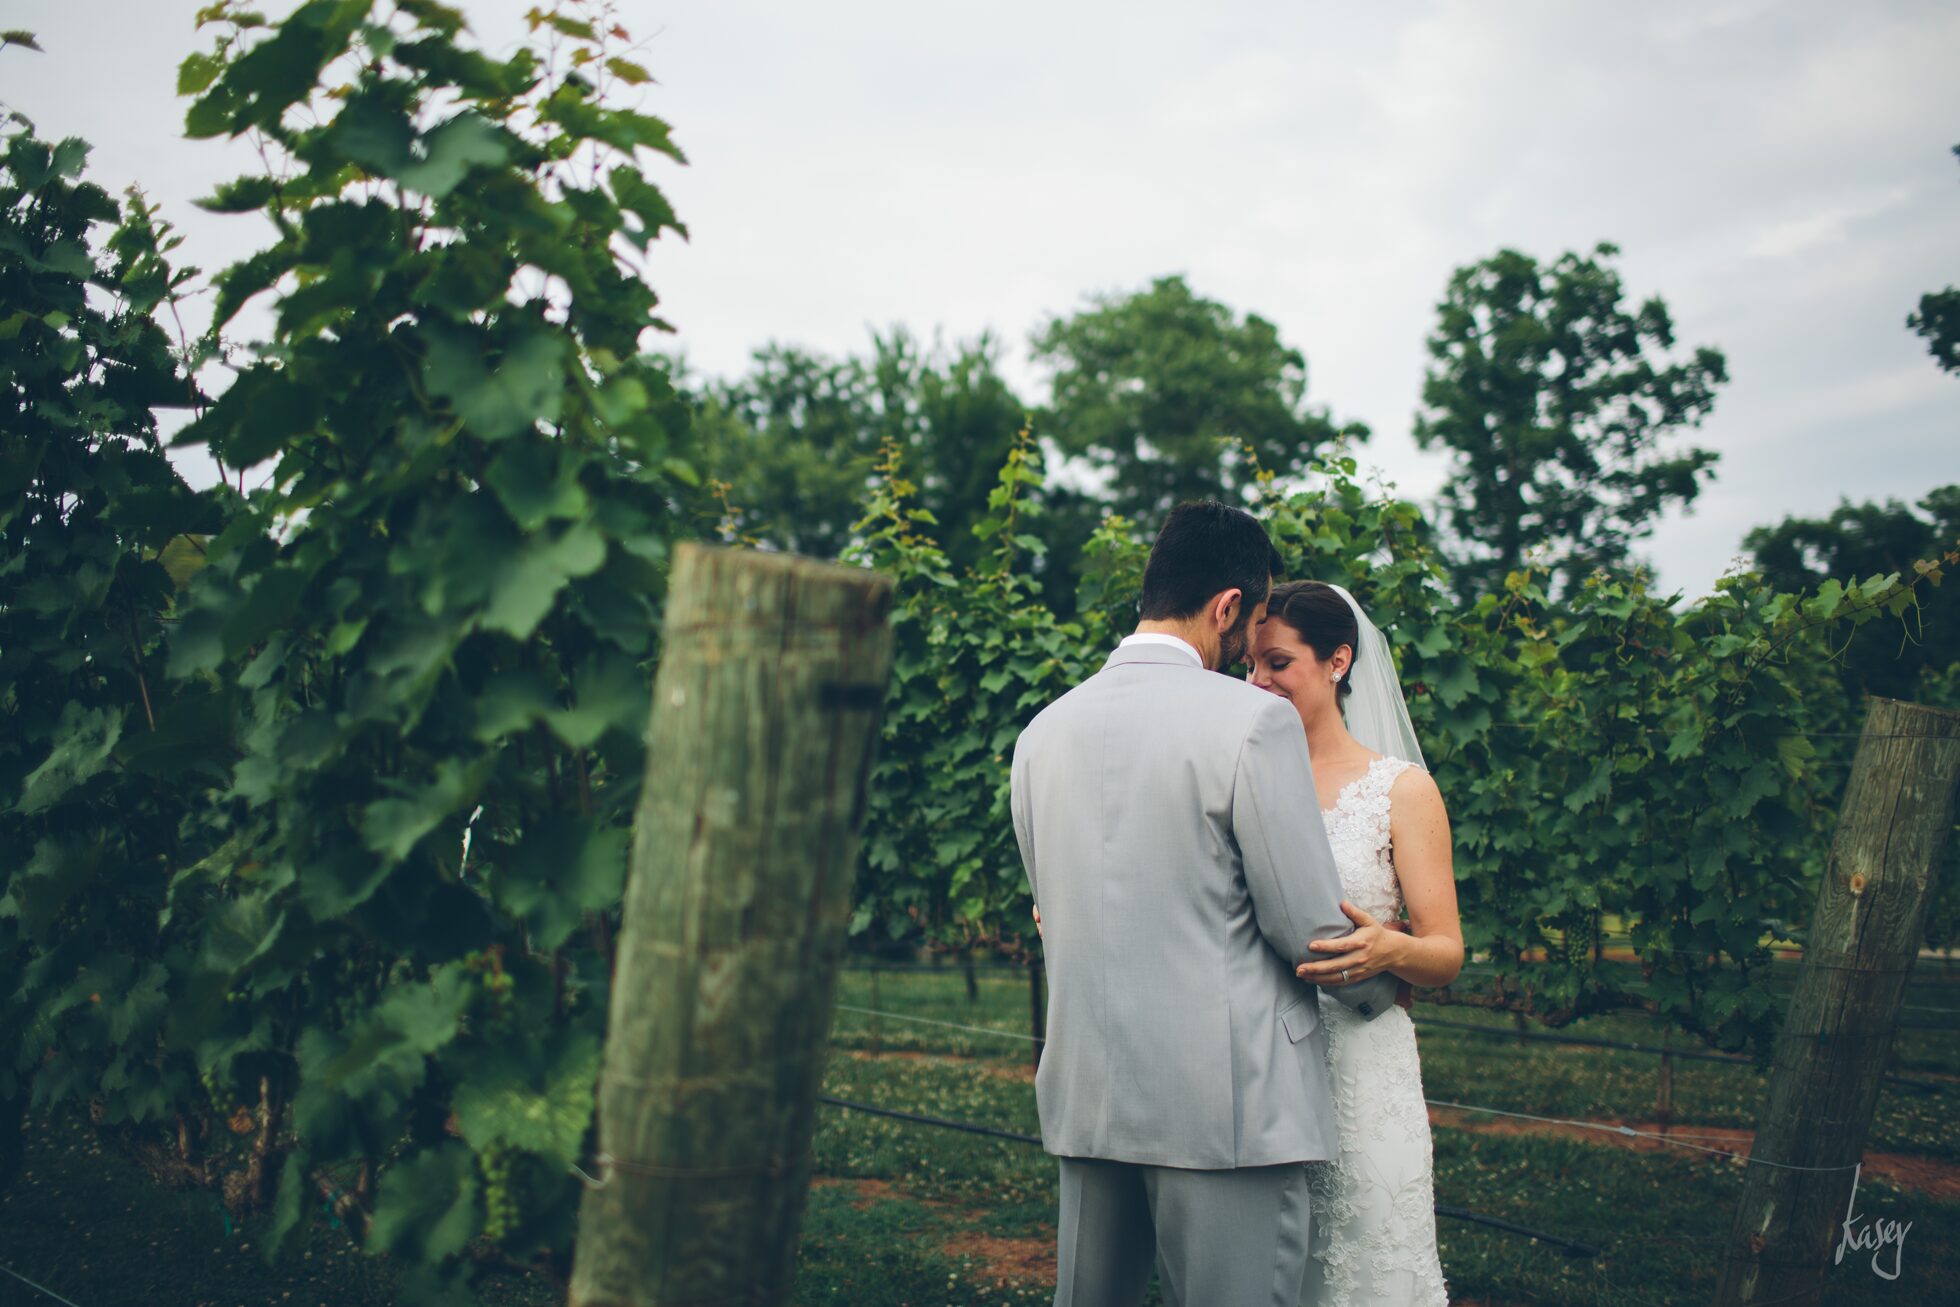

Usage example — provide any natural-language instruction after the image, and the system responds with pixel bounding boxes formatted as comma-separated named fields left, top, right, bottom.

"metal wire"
left=834, top=1003, right=1044, bottom=1043
left=0, top=1262, right=87, bottom=1307
left=1425, top=1099, right=1862, bottom=1172
left=818, top=1095, right=1603, bottom=1255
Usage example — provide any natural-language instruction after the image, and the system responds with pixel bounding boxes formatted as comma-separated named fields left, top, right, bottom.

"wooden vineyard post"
left=1714, top=698, right=1960, bottom=1307
left=568, top=545, right=894, bottom=1307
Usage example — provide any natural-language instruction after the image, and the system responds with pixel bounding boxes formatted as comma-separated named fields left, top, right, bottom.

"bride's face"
left=1247, top=619, right=1346, bottom=726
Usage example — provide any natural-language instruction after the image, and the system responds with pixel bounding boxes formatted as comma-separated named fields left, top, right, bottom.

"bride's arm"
left=1380, top=768, right=1464, bottom=989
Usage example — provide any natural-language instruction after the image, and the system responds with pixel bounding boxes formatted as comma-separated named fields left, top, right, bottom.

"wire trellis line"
left=1406, top=1015, right=1956, bottom=1094
left=0, top=1261, right=87, bottom=1307
left=830, top=1001, right=1956, bottom=1094
left=833, top=1003, right=1043, bottom=1043
left=828, top=1009, right=1880, bottom=1173
left=1422, top=1099, right=1862, bottom=1172
left=816, top=1095, right=1601, bottom=1257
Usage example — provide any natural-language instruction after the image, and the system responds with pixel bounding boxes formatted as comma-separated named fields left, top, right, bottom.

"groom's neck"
left=1133, top=618, right=1218, bottom=670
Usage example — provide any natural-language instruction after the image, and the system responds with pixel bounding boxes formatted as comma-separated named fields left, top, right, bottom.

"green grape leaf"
left=422, top=324, right=566, bottom=442
left=394, top=111, right=510, bottom=198
left=485, top=439, right=589, bottom=532
left=367, top=1142, right=478, bottom=1262
left=450, top=1029, right=601, bottom=1167
left=479, top=521, right=608, bottom=639
left=19, top=703, right=124, bottom=813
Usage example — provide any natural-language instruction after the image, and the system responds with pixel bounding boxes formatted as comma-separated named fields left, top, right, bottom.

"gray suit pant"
left=1053, top=1157, right=1311, bottom=1307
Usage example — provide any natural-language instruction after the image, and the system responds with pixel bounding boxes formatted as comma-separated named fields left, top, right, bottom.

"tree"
left=696, top=329, right=1028, bottom=570
left=882, top=330, right=1030, bottom=576
left=1415, top=243, right=1727, bottom=599
left=6, top=1, right=700, bottom=1291
left=1029, top=274, right=1364, bottom=522
left=695, top=344, right=884, bottom=560
left=1745, top=486, right=1960, bottom=700
left=0, top=121, right=218, bottom=1198
left=1908, top=144, right=1960, bottom=377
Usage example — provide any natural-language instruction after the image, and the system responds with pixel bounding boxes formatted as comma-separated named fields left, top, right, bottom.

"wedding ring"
left=1341, top=968, right=1351, bottom=982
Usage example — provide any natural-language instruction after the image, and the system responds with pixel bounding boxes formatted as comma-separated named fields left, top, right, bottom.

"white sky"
left=8, top=0, right=1959, bottom=596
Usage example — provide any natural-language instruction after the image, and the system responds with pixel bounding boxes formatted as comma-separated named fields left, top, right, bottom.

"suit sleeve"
left=1010, top=733, right=1039, bottom=908
left=1232, top=699, right=1400, bottom=1021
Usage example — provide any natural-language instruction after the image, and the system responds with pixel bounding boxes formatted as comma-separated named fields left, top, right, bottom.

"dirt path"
left=813, top=1175, right=1056, bottom=1284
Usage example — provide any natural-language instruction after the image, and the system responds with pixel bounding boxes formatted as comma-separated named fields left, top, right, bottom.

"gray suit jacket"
left=1010, top=643, right=1398, bottom=1169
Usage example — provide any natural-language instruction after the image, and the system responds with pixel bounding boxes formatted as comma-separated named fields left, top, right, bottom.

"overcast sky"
left=8, top=1, right=1958, bottom=596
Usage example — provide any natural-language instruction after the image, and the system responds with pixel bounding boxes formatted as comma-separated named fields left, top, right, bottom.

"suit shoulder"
left=1015, top=677, right=1088, bottom=749
left=1197, top=673, right=1298, bottom=726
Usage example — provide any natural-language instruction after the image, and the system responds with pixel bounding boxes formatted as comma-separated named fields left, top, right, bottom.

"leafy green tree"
left=0, top=0, right=698, bottom=1292
left=695, top=343, right=883, bottom=559
left=165, top=0, right=701, bottom=1284
left=1029, top=274, right=1364, bottom=521
left=697, top=328, right=1028, bottom=571
left=1908, top=145, right=1960, bottom=376
left=1745, top=487, right=1960, bottom=700
left=1415, top=242, right=1727, bottom=599
left=0, top=123, right=218, bottom=1194
left=881, top=329, right=1031, bottom=575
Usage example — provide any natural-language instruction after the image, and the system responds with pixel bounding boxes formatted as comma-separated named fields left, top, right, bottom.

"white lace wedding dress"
left=1300, top=755, right=1451, bottom=1306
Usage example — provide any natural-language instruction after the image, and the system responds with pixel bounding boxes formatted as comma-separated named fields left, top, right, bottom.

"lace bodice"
left=1320, top=755, right=1411, bottom=924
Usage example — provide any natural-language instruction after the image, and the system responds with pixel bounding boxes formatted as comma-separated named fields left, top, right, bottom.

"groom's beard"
left=1217, top=615, right=1254, bottom=673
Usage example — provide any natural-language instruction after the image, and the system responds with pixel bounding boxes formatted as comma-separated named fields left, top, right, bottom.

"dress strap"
left=1347, top=756, right=1398, bottom=853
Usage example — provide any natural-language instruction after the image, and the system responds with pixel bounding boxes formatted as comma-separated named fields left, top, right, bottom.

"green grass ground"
left=4, top=960, right=1957, bottom=1305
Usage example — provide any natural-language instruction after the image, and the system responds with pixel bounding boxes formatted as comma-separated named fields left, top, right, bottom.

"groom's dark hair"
left=1137, top=501, right=1283, bottom=620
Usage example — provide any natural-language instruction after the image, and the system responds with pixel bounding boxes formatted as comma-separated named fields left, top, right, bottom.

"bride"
left=1248, top=580, right=1464, bottom=1307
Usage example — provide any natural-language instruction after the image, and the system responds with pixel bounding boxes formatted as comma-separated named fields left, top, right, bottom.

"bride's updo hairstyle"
left=1266, top=581, right=1359, bottom=703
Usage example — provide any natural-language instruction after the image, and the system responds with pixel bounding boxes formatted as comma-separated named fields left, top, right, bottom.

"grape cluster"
left=463, top=947, right=515, bottom=1035
left=201, top=1065, right=238, bottom=1116
left=479, top=1144, right=518, bottom=1243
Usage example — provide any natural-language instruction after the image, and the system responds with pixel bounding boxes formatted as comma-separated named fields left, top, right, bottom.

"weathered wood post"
left=1714, top=697, right=1960, bottom=1306
left=569, top=545, right=894, bottom=1307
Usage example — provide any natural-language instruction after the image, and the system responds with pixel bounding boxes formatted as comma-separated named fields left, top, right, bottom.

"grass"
left=3, top=960, right=1958, bottom=1305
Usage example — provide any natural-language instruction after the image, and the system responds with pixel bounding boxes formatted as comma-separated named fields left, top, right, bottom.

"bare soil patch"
left=813, top=1175, right=1055, bottom=1283
left=942, top=1228, right=1057, bottom=1284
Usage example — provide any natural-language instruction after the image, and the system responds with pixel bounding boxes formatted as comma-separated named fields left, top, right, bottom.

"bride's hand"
left=1032, top=905, right=1042, bottom=940
left=1380, top=920, right=1416, bottom=1010
left=1296, top=901, right=1405, bottom=987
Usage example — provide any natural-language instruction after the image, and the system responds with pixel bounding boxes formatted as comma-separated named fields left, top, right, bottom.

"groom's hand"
left=1296, top=901, right=1404, bottom=988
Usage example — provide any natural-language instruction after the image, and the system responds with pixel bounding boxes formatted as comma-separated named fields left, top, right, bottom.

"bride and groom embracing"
left=1010, top=502, right=1465, bottom=1306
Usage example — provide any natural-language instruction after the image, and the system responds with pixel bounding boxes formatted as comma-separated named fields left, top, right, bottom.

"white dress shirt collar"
left=1118, top=632, right=1205, bottom=668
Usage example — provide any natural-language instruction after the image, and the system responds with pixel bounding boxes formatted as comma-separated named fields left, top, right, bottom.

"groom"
left=1010, top=502, right=1399, bottom=1307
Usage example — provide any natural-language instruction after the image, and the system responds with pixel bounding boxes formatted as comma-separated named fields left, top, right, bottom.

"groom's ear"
left=1210, top=587, right=1243, bottom=631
